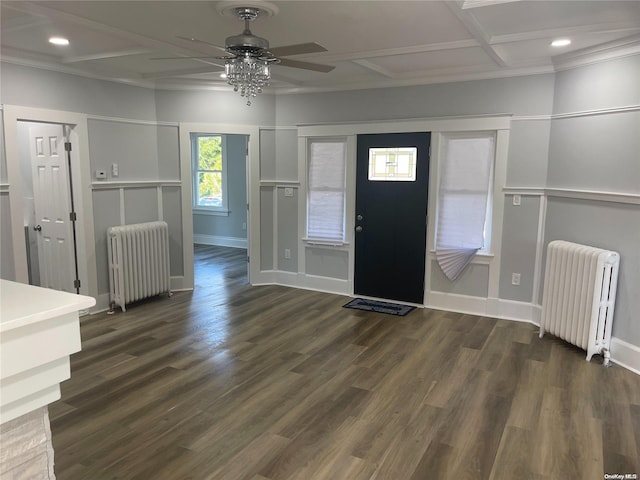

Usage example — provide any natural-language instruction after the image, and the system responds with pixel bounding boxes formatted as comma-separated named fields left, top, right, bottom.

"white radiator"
left=539, top=240, right=620, bottom=364
left=107, top=221, right=171, bottom=312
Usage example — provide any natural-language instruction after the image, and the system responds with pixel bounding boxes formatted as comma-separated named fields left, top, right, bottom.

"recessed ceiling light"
left=49, top=36, right=70, bottom=46
left=551, top=38, right=571, bottom=48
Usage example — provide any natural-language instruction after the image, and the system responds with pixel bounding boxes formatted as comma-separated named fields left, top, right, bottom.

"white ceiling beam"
left=553, top=34, right=640, bottom=70
left=62, top=48, right=154, bottom=64
left=351, top=59, right=395, bottom=79
left=490, top=22, right=640, bottom=45
left=445, top=1, right=508, bottom=67
left=302, top=39, right=480, bottom=64
left=0, top=12, right=49, bottom=33
left=462, top=0, right=520, bottom=9
left=5, top=1, right=217, bottom=59
left=141, top=66, right=223, bottom=79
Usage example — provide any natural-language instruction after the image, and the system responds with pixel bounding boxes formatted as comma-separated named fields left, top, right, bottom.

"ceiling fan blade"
left=176, top=35, right=226, bottom=52
left=277, top=58, right=335, bottom=73
left=268, top=42, right=327, bottom=57
left=151, top=55, right=231, bottom=60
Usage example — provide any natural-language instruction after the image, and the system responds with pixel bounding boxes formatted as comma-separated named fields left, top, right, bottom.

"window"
left=436, top=133, right=495, bottom=280
left=306, top=138, right=347, bottom=243
left=368, top=147, right=417, bottom=181
left=192, top=134, right=227, bottom=213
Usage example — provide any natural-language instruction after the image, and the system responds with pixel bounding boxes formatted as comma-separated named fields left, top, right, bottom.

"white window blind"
left=307, top=139, right=347, bottom=242
left=436, top=133, right=495, bottom=280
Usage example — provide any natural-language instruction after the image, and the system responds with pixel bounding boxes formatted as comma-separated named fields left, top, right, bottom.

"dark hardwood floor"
left=50, top=245, right=640, bottom=479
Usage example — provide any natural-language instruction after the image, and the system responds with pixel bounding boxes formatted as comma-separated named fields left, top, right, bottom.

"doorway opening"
left=18, top=120, right=80, bottom=293
left=191, top=133, right=250, bottom=289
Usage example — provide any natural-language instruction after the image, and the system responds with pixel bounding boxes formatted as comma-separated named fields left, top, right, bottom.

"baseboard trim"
left=194, top=234, right=247, bottom=249
left=253, top=270, right=350, bottom=297
left=610, top=337, right=640, bottom=375
left=92, top=293, right=111, bottom=314
left=91, top=276, right=190, bottom=314
left=426, top=292, right=536, bottom=324
left=427, top=291, right=638, bottom=374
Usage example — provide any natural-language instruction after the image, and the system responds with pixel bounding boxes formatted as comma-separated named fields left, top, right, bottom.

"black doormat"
left=343, top=298, right=415, bottom=316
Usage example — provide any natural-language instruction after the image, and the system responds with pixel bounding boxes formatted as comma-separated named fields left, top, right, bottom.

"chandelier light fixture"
left=224, top=54, right=273, bottom=106
left=220, top=6, right=279, bottom=106
left=203, top=2, right=333, bottom=106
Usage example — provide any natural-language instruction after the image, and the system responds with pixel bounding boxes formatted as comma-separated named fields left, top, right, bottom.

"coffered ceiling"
left=2, top=1, right=639, bottom=93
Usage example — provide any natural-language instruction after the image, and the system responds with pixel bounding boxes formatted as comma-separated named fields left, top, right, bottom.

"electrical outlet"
left=95, top=169, right=107, bottom=179
left=513, top=194, right=521, bottom=206
left=284, top=187, right=294, bottom=197
left=242, top=222, right=247, bottom=230
left=512, top=273, right=521, bottom=286
left=284, top=248, right=291, bottom=259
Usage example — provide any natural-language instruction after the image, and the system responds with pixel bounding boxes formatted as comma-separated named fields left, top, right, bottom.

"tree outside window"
left=192, top=134, right=226, bottom=210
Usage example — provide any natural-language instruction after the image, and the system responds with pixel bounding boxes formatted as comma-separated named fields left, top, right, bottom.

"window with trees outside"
left=192, top=134, right=227, bottom=213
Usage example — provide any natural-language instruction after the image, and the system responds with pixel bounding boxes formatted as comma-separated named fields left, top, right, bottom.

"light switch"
left=111, top=163, right=119, bottom=177
left=513, top=194, right=521, bottom=206
left=284, top=187, right=294, bottom=197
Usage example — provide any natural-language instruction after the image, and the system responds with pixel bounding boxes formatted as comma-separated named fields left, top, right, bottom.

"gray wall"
left=506, top=119, right=551, bottom=187
left=88, top=120, right=180, bottom=181
left=2, top=55, right=638, bottom=352
left=258, top=128, right=299, bottom=269
left=193, top=134, right=248, bottom=241
left=1, top=63, right=183, bottom=300
left=545, top=54, right=640, bottom=346
left=274, top=75, right=556, bottom=303
left=275, top=74, right=556, bottom=124
left=544, top=198, right=640, bottom=346
left=154, top=89, right=274, bottom=126
left=1, top=63, right=157, bottom=120
left=87, top=119, right=183, bottom=296
left=499, top=195, right=540, bottom=302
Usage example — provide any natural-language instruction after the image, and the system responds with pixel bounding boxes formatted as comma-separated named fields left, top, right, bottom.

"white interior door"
left=29, top=123, right=76, bottom=292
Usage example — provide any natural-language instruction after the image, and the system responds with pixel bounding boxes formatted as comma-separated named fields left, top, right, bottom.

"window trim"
left=435, top=131, right=496, bottom=256
left=305, top=136, right=348, bottom=244
left=191, top=133, right=229, bottom=215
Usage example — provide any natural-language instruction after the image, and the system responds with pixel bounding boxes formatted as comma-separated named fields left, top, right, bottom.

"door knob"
left=356, top=214, right=363, bottom=221
left=33, top=225, right=42, bottom=232
left=355, top=226, right=363, bottom=233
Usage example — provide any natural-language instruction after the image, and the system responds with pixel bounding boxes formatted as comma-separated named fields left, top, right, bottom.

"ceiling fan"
left=157, top=2, right=334, bottom=104
left=160, top=1, right=334, bottom=73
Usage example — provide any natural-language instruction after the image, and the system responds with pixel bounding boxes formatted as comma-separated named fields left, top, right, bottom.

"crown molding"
left=2, top=38, right=637, bottom=96
left=1, top=54, right=157, bottom=90
left=553, top=34, right=640, bottom=71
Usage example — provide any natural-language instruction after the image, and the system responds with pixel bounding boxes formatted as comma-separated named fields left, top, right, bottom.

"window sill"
left=193, top=208, right=230, bottom=217
left=303, top=238, right=350, bottom=247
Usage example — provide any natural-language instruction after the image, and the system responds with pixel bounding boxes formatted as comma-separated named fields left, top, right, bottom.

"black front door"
left=354, top=132, right=430, bottom=304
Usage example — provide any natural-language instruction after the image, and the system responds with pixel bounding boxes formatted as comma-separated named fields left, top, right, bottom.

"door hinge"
left=247, top=256, right=250, bottom=263
left=74, top=279, right=81, bottom=289
left=65, top=142, right=72, bottom=152
left=70, top=212, right=77, bottom=222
